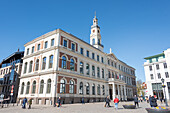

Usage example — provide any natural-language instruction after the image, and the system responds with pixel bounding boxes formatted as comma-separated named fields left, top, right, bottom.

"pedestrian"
left=28, top=98, right=32, bottom=109
left=114, top=96, right=119, bottom=110
left=82, top=97, right=85, bottom=104
left=22, top=97, right=27, bottom=109
left=150, top=96, right=157, bottom=107
left=57, top=97, right=61, bottom=107
left=105, top=96, right=110, bottom=107
left=134, top=95, right=139, bottom=108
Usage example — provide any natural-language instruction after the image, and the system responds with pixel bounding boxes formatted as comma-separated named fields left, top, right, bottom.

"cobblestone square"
left=0, top=101, right=158, bottom=113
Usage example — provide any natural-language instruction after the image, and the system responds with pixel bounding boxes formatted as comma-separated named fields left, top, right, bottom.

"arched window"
left=62, top=56, right=67, bottom=69
left=80, top=62, right=84, bottom=74
left=32, top=81, right=36, bottom=94
left=70, top=59, right=75, bottom=71
left=60, top=79, right=65, bottom=93
left=42, top=57, right=46, bottom=70
left=39, top=80, right=44, bottom=94
left=97, top=67, right=100, bottom=78
left=49, top=55, right=53, bottom=68
left=98, top=39, right=101, bottom=45
left=97, top=85, right=100, bottom=95
left=20, top=82, right=25, bottom=94
left=24, top=62, right=27, bottom=73
left=35, top=59, right=39, bottom=71
left=108, top=71, right=111, bottom=78
left=86, top=83, right=90, bottom=95
left=29, top=61, right=33, bottom=72
left=46, top=79, right=51, bottom=93
left=69, top=80, right=74, bottom=94
left=92, top=38, right=95, bottom=45
left=92, top=84, right=95, bottom=95
left=79, top=82, right=83, bottom=94
left=26, top=82, right=30, bottom=94
left=86, top=63, right=90, bottom=75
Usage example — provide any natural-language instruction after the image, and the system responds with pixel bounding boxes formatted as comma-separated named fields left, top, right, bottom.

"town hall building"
left=17, top=16, right=136, bottom=105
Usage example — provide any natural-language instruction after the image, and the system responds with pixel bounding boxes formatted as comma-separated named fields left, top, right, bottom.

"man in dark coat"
left=105, top=96, right=111, bottom=107
left=57, top=97, right=61, bottom=107
left=22, top=97, right=27, bottom=109
left=150, top=96, right=157, bottom=107
left=134, top=95, right=139, bottom=108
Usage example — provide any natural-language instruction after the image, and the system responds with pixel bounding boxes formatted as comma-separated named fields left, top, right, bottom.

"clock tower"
left=90, top=14, right=103, bottom=51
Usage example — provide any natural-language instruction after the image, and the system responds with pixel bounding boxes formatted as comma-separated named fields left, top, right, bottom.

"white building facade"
left=144, top=48, right=170, bottom=100
left=18, top=16, right=136, bottom=105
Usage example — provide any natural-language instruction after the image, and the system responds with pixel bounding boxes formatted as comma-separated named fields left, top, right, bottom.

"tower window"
left=93, top=30, right=95, bottom=33
left=92, top=39, right=95, bottom=45
left=98, top=30, right=100, bottom=33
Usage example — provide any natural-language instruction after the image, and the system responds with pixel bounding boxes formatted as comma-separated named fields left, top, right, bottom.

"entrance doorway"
left=109, top=89, right=112, bottom=100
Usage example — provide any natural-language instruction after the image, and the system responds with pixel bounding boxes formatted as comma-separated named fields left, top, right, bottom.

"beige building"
left=18, top=16, right=136, bottom=105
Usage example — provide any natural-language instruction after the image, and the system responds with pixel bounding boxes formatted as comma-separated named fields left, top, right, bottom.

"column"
left=117, top=84, right=120, bottom=99
left=124, top=85, right=127, bottom=101
left=121, top=85, right=123, bottom=100
left=112, top=83, right=116, bottom=100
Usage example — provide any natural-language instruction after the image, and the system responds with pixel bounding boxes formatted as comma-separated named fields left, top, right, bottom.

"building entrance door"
left=109, top=89, right=112, bottom=100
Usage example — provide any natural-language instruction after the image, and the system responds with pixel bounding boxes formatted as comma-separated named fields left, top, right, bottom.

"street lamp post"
left=161, top=78, right=168, bottom=107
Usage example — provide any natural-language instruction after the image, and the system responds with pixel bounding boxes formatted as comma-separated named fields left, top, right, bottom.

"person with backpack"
left=114, top=97, right=119, bottom=110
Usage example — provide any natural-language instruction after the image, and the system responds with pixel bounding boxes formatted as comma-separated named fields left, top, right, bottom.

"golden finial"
left=94, top=11, right=96, bottom=18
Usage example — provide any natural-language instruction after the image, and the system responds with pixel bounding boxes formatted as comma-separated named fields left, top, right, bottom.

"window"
left=165, top=72, right=169, bottom=78
left=29, top=61, right=33, bottom=73
left=97, top=85, right=100, bottom=95
left=51, top=39, right=54, bottom=46
left=149, top=66, right=152, bottom=71
left=45, top=41, right=48, bottom=49
left=111, top=62, right=114, bottom=66
left=164, top=63, right=167, bottom=68
left=26, top=48, right=29, bottom=55
left=20, top=82, right=25, bottom=94
left=79, top=82, right=83, bottom=94
left=42, top=57, right=46, bottom=70
left=92, top=84, right=95, bottom=95
left=98, top=39, right=100, bottom=45
left=115, top=63, right=117, bottom=68
left=92, top=53, right=95, bottom=59
left=102, top=85, right=105, bottom=95
left=97, top=67, right=100, bottom=78
left=71, top=43, right=75, bottom=51
left=49, top=55, right=53, bottom=68
left=87, top=50, right=89, bottom=57
left=97, top=55, right=99, bottom=62
left=108, top=60, right=110, bottom=65
left=32, top=46, right=34, bottom=53
left=86, top=63, right=90, bottom=75
left=39, top=80, right=44, bottom=94
left=24, top=62, right=27, bottom=73
left=60, top=79, right=65, bottom=93
left=92, top=65, right=95, bottom=76
left=80, top=48, right=84, bottom=55
left=92, top=38, right=95, bottom=45
left=69, top=80, right=74, bottom=94
left=101, top=57, right=104, bottom=63
left=157, top=73, right=161, bottom=79
left=70, top=59, right=75, bottom=71
left=63, top=39, right=67, bottom=47
left=32, top=81, right=36, bottom=94
left=80, top=62, right=84, bottom=74
left=150, top=74, right=154, bottom=80
left=156, top=64, right=159, bottom=70
left=86, top=83, right=90, bottom=95
left=102, top=69, right=104, bottom=78
left=35, top=59, right=39, bottom=71
left=46, top=79, right=51, bottom=93
left=108, top=71, right=111, bottom=78
left=37, top=44, right=40, bottom=51
left=62, top=56, right=67, bottom=69
left=112, top=72, right=114, bottom=78
left=26, top=82, right=30, bottom=94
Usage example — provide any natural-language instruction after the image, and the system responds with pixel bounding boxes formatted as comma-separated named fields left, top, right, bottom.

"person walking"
left=134, top=95, right=139, bottom=108
left=22, top=97, right=27, bottom=109
left=150, top=96, right=157, bottom=107
left=114, top=97, right=119, bottom=110
left=105, top=96, right=111, bottom=107
left=28, top=98, right=32, bottom=109
left=57, top=97, right=61, bottom=107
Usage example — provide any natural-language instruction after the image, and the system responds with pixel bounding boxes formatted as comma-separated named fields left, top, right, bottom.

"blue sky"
left=0, top=0, right=170, bottom=81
